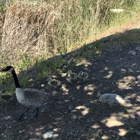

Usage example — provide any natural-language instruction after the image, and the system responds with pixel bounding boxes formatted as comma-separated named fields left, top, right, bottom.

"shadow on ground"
left=1, top=28, right=140, bottom=140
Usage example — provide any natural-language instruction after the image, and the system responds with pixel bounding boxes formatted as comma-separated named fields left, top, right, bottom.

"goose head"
left=1, top=66, right=14, bottom=72
left=78, top=71, right=89, bottom=81
left=1, top=66, right=21, bottom=88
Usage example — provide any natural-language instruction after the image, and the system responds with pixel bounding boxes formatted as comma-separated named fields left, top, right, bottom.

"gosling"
left=67, top=70, right=78, bottom=83
left=47, top=77, right=61, bottom=88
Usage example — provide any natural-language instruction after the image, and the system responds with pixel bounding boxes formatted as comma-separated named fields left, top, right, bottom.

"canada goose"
left=1, top=66, right=55, bottom=120
left=78, top=71, right=89, bottom=81
left=67, top=70, right=78, bottom=83
left=47, top=77, right=61, bottom=88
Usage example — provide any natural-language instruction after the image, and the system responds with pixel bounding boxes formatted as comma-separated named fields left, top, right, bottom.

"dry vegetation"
left=2, top=0, right=136, bottom=66
left=1, top=1, right=61, bottom=65
left=0, top=12, right=4, bottom=36
left=0, top=0, right=96, bottom=66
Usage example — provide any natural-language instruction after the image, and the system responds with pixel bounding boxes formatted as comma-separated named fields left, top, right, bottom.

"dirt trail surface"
left=1, top=40, right=140, bottom=140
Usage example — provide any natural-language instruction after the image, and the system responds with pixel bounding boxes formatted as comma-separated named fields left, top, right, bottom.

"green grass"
left=1, top=131, right=14, bottom=140
left=0, top=55, right=67, bottom=95
left=0, top=72, right=15, bottom=94
left=125, top=128, right=136, bottom=136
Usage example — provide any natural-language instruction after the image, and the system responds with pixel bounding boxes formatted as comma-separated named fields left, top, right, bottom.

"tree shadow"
left=1, top=28, right=140, bottom=140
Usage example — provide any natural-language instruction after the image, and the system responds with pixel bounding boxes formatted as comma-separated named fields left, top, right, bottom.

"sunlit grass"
left=1, top=0, right=140, bottom=64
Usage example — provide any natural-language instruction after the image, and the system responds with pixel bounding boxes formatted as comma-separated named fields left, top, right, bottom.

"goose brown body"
left=16, top=88, right=49, bottom=107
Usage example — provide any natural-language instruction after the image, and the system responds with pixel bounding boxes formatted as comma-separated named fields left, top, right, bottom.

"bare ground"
left=1, top=27, right=140, bottom=139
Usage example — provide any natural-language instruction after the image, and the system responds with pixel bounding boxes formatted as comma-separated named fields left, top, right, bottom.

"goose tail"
left=47, top=93, right=58, bottom=100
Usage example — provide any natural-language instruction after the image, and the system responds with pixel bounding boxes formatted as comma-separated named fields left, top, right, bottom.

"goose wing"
left=23, top=88, right=50, bottom=107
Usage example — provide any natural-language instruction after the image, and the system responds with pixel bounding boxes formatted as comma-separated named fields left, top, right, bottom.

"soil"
left=1, top=25, right=140, bottom=140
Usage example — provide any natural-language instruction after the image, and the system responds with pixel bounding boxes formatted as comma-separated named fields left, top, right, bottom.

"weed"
left=0, top=0, right=6, bottom=14
left=1, top=0, right=140, bottom=66
left=125, top=128, right=136, bottom=136
left=19, top=74, right=29, bottom=88
left=0, top=72, right=15, bottom=94
left=2, top=132, right=13, bottom=140
left=93, top=41, right=100, bottom=52
left=17, top=54, right=32, bottom=72
left=35, top=65, right=49, bottom=81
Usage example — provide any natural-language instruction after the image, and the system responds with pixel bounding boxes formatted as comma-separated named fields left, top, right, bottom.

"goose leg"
left=49, top=95, right=58, bottom=100
left=17, top=108, right=30, bottom=121
left=35, top=107, right=39, bottom=117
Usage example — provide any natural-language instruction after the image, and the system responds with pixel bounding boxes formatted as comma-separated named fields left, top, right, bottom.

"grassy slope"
left=0, top=0, right=140, bottom=96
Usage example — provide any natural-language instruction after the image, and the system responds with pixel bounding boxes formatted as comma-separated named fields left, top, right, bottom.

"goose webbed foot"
left=29, top=114, right=38, bottom=119
left=17, top=108, right=39, bottom=120
left=29, top=107, right=39, bottom=119
left=17, top=108, right=30, bottom=121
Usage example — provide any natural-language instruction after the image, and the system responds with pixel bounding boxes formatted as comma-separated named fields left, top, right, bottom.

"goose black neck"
left=11, top=70, right=21, bottom=88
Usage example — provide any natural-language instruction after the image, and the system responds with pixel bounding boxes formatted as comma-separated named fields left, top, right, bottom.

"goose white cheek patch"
left=9, top=68, right=14, bottom=72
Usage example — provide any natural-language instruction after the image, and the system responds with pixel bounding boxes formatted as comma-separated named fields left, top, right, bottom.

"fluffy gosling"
left=47, top=77, right=61, bottom=88
left=67, top=70, right=78, bottom=83
left=78, top=71, right=89, bottom=81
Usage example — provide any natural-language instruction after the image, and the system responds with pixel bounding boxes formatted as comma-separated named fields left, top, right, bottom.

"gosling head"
left=1, top=66, right=14, bottom=72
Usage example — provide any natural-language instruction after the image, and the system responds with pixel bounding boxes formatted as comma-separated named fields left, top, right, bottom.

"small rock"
left=41, top=109, right=45, bottom=112
left=19, top=130, right=24, bottom=134
left=128, top=51, right=136, bottom=55
left=41, top=84, right=45, bottom=87
left=42, top=131, right=54, bottom=139
left=68, top=105, right=73, bottom=110
left=24, top=135, right=29, bottom=139
left=30, top=132, right=33, bottom=135
left=68, top=121, right=72, bottom=125
left=136, top=130, right=140, bottom=135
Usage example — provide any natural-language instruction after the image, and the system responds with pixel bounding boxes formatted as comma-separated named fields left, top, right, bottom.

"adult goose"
left=1, top=66, right=55, bottom=120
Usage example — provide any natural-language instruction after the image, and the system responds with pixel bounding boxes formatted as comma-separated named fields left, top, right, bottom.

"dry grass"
left=0, top=12, right=4, bottom=37
left=1, top=1, right=61, bottom=65
left=0, top=0, right=139, bottom=67
left=0, top=0, right=97, bottom=66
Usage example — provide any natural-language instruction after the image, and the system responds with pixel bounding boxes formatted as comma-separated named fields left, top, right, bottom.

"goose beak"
left=1, top=67, right=8, bottom=72
left=0, top=66, right=14, bottom=72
